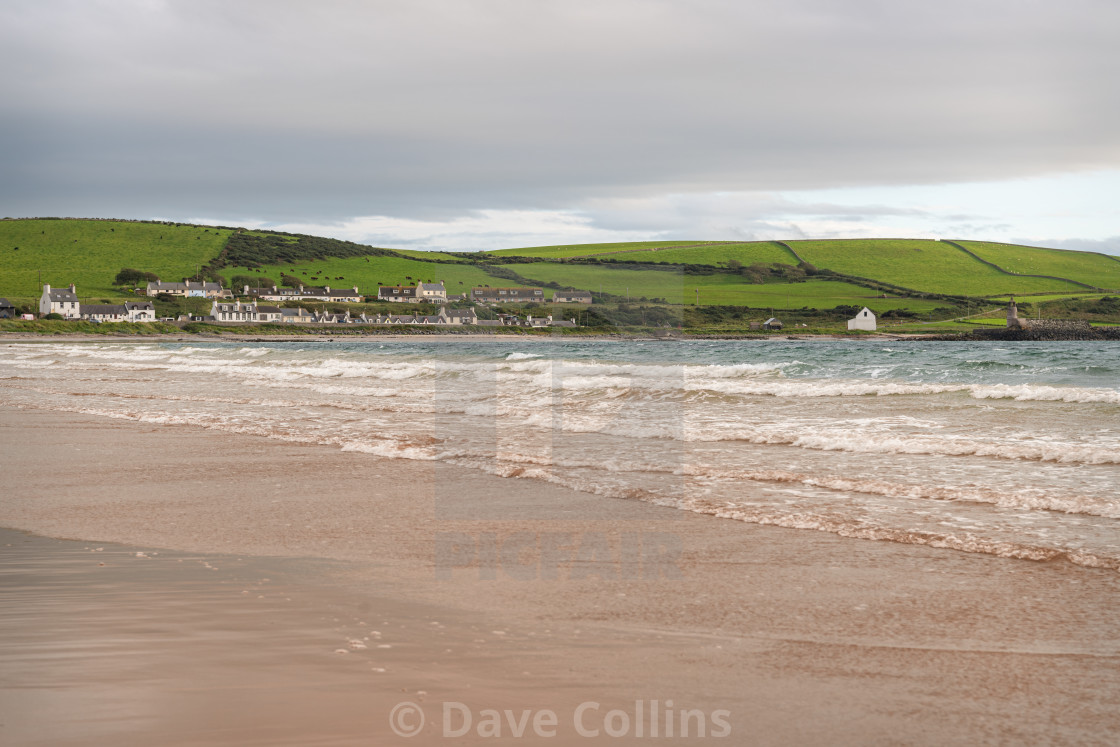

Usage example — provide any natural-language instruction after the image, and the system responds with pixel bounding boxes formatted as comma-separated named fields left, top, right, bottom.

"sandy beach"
left=2, top=405, right=1119, bottom=745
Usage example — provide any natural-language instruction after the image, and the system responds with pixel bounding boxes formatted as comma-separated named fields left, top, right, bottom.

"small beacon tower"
left=1006, top=297, right=1025, bottom=329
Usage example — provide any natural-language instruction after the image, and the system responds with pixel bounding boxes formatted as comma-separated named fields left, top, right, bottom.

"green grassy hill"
left=487, top=240, right=702, bottom=258
left=493, top=237, right=1119, bottom=297
left=221, top=255, right=498, bottom=297
left=951, top=240, right=1120, bottom=289
left=2, top=219, right=1116, bottom=324
left=783, top=239, right=1088, bottom=296
left=0, top=219, right=230, bottom=299
left=499, top=262, right=946, bottom=312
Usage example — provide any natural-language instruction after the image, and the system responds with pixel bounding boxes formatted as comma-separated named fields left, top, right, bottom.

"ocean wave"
left=968, top=384, right=1120, bottom=404
left=671, top=498, right=1120, bottom=572
left=11, top=397, right=1117, bottom=572
left=437, top=451, right=1120, bottom=572
left=13, top=347, right=1120, bottom=407
left=691, top=427, right=1120, bottom=465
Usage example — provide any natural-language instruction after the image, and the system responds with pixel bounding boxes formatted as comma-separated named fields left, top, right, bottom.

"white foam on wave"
left=441, top=450, right=1120, bottom=572
left=0, top=358, right=57, bottom=368
left=672, top=497, right=1120, bottom=571
left=15, top=391, right=1118, bottom=572
left=702, top=427, right=1120, bottom=465
left=969, top=383, right=1120, bottom=404
left=18, top=347, right=1120, bottom=406
left=671, top=464, right=1120, bottom=519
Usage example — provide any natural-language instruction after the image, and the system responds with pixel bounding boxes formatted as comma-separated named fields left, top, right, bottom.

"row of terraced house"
left=210, top=301, right=577, bottom=328
left=35, top=279, right=592, bottom=325
left=147, top=279, right=594, bottom=306
left=40, top=284, right=157, bottom=322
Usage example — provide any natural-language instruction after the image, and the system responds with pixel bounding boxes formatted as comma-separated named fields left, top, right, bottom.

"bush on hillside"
left=219, top=231, right=397, bottom=267
left=230, top=274, right=277, bottom=291
left=114, top=267, right=159, bottom=286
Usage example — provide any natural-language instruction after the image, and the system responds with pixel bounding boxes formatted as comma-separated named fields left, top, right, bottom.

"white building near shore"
left=847, top=307, right=877, bottom=331
left=39, top=284, right=81, bottom=318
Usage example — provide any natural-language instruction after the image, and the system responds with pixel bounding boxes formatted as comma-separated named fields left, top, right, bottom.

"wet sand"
left=2, top=406, right=1119, bottom=744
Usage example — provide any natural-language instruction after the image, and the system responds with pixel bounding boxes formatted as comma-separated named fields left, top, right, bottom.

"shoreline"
left=0, top=330, right=1047, bottom=343
left=3, top=405, right=1120, bottom=743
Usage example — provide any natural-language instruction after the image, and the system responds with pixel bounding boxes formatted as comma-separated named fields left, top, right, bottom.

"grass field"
left=4, top=219, right=1115, bottom=322
left=1, top=219, right=230, bottom=298
left=786, top=239, right=1088, bottom=296
left=508, top=263, right=949, bottom=311
left=952, top=241, right=1120, bottom=290
left=1, top=219, right=230, bottom=297
left=389, top=249, right=471, bottom=261
left=597, top=241, right=800, bottom=266
left=987, top=292, right=1110, bottom=303
left=222, top=255, right=500, bottom=297
left=488, top=241, right=702, bottom=258
left=0, top=319, right=182, bottom=335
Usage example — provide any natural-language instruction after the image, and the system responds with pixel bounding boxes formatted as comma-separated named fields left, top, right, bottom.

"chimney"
left=43, top=284, right=51, bottom=294
left=353, top=286, right=358, bottom=293
left=243, top=285, right=249, bottom=295
left=325, top=286, right=331, bottom=293
left=69, top=283, right=76, bottom=294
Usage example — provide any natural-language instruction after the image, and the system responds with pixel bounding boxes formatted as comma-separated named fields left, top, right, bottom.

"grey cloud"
left=1033, top=237, right=1120, bottom=256
left=2, top=0, right=1118, bottom=223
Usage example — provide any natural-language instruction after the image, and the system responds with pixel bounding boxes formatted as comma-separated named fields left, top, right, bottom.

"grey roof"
left=48, top=289, right=79, bottom=302
left=472, top=287, right=544, bottom=296
left=419, top=282, right=445, bottom=291
left=301, top=287, right=361, bottom=297
left=257, top=305, right=281, bottom=313
left=147, top=281, right=222, bottom=291
left=0, top=298, right=13, bottom=306
left=124, top=301, right=154, bottom=310
left=81, top=304, right=126, bottom=315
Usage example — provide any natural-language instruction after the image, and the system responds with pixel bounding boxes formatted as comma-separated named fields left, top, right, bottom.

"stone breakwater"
left=929, top=323, right=1120, bottom=341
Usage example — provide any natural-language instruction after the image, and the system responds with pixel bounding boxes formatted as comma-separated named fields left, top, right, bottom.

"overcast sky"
left=2, top=0, right=1118, bottom=252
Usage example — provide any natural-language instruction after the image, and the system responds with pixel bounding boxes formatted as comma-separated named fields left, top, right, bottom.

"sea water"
left=2, top=339, right=1118, bottom=569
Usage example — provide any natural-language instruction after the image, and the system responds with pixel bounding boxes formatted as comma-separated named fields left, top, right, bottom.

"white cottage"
left=40, top=284, right=81, bottom=318
left=211, top=301, right=282, bottom=323
left=418, top=282, right=448, bottom=303
left=847, top=307, right=877, bottom=331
